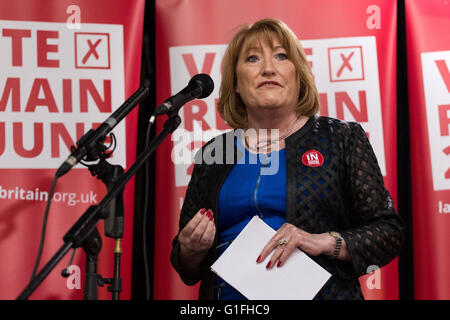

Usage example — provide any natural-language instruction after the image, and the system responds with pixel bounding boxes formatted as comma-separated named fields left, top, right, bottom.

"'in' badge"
left=302, top=150, right=324, bottom=167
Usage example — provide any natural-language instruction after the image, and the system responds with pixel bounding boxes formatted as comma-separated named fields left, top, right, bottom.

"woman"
left=170, top=18, right=403, bottom=300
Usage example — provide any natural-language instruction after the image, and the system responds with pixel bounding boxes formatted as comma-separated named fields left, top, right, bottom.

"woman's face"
left=235, top=36, right=299, bottom=115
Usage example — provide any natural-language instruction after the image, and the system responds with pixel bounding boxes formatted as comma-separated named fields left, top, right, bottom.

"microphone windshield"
left=190, top=74, right=214, bottom=99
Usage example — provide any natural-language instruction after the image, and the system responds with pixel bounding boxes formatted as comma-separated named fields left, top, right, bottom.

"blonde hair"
left=217, top=18, right=320, bottom=129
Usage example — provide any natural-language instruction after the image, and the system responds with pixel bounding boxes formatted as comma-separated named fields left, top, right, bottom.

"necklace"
left=244, top=115, right=301, bottom=153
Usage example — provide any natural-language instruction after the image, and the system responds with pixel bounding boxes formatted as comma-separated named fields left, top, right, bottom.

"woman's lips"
left=257, top=81, right=281, bottom=88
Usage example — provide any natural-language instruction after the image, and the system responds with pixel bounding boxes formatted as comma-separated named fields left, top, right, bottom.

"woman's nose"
left=261, top=57, right=276, bottom=76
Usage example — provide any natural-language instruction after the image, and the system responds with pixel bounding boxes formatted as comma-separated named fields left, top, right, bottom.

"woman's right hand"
left=179, top=208, right=216, bottom=258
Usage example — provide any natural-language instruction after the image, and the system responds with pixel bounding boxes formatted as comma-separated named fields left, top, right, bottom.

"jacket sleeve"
left=338, top=122, right=404, bottom=278
left=170, top=151, right=210, bottom=286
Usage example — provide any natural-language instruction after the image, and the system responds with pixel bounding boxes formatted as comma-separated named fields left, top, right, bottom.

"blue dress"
left=214, top=136, right=287, bottom=300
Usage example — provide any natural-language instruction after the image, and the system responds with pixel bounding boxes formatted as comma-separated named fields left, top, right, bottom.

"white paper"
left=211, top=216, right=331, bottom=300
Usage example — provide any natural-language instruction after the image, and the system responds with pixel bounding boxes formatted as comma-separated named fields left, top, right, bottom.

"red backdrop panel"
left=0, top=0, right=145, bottom=299
left=405, top=0, right=450, bottom=300
left=155, top=0, right=399, bottom=300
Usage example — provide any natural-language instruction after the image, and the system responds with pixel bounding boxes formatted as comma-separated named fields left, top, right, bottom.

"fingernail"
left=200, top=208, right=206, bottom=215
left=266, top=261, right=272, bottom=269
left=206, top=210, right=212, bottom=218
left=256, top=255, right=262, bottom=263
left=277, top=261, right=282, bottom=268
left=209, top=213, right=214, bottom=221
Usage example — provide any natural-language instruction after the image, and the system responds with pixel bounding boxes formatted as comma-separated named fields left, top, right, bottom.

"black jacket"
left=170, top=115, right=404, bottom=300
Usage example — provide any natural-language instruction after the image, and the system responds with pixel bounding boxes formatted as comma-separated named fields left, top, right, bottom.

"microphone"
left=153, top=74, right=214, bottom=117
left=56, top=87, right=149, bottom=178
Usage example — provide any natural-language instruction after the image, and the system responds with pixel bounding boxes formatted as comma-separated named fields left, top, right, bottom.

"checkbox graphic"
left=328, top=46, right=364, bottom=82
left=75, top=32, right=111, bottom=69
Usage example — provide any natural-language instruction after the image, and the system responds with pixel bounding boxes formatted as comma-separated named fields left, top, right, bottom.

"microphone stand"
left=83, top=157, right=125, bottom=300
left=82, top=225, right=102, bottom=300
left=17, top=109, right=182, bottom=300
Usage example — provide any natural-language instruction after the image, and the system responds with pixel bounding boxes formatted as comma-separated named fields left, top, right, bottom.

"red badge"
left=302, top=150, right=324, bottom=167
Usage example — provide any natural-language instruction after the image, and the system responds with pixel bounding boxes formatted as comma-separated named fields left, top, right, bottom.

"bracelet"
left=328, top=231, right=342, bottom=259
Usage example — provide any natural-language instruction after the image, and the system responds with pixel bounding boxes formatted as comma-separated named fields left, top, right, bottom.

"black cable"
left=27, top=132, right=119, bottom=288
left=29, top=175, right=58, bottom=282
left=142, top=119, right=153, bottom=300
left=61, top=249, right=77, bottom=278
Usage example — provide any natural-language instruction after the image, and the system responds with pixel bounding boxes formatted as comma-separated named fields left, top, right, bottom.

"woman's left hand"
left=256, top=223, right=334, bottom=268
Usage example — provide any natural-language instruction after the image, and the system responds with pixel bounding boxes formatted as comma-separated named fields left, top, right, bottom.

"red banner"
left=0, top=0, right=145, bottom=299
left=405, top=0, right=450, bottom=299
left=155, top=0, right=399, bottom=300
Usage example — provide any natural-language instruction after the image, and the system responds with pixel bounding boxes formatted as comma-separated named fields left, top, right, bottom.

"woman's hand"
left=179, top=208, right=216, bottom=260
left=256, top=223, right=346, bottom=268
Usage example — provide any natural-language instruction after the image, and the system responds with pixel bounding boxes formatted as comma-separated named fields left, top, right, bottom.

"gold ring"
left=278, top=238, right=288, bottom=246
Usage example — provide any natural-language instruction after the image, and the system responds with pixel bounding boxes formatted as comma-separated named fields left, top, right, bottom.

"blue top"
left=214, top=135, right=287, bottom=300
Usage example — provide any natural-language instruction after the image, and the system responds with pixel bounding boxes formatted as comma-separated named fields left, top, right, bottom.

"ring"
left=278, top=238, right=288, bottom=246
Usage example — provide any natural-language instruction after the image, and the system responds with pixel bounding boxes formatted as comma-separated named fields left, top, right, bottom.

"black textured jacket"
left=170, top=115, right=404, bottom=300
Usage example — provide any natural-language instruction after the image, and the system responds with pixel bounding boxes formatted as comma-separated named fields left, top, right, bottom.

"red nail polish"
left=200, top=208, right=206, bottom=215
left=277, top=261, right=282, bottom=268
left=256, top=255, right=262, bottom=263
left=206, top=210, right=211, bottom=218
left=266, top=261, right=272, bottom=269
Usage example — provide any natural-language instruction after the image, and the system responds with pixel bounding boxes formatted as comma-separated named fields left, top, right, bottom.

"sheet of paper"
left=211, top=216, right=331, bottom=300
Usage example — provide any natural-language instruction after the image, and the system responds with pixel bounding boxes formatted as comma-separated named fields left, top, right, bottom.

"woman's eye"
left=275, top=53, right=288, bottom=60
left=246, top=55, right=259, bottom=63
